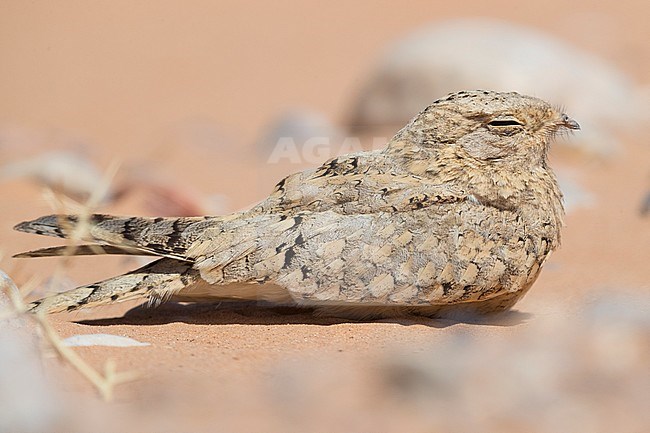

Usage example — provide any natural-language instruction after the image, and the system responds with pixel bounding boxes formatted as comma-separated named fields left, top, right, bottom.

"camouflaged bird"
left=13, top=90, right=579, bottom=317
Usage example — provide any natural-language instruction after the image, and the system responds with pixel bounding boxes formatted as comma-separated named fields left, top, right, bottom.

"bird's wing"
left=190, top=204, right=531, bottom=307
left=185, top=152, right=471, bottom=284
left=251, top=152, right=467, bottom=215
left=12, top=148, right=463, bottom=260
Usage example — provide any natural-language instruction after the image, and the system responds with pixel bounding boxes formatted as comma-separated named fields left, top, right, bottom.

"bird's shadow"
left=75, top=301, right=532, bottom=328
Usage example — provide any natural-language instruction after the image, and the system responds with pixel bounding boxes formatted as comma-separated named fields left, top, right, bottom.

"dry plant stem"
left=2, top=160, right=137, bottom=401
left=33, top=310, right=139, bottom=402
left=41, top=158, right=121, bottom=259
left=0, top=270, right=137, bottom=402
left=85, top=159, right=121, bottom=209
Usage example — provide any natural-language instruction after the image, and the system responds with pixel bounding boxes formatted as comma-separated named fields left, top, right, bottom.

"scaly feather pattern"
left=13, top=90, right=578, bottom=317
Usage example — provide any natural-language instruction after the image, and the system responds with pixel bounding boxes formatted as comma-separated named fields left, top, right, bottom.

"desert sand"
left=1, top=1, right=649, bottom=432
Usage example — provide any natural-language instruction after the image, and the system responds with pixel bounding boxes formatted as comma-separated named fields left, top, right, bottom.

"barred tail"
left=14, top=245, right=157, bottom=258
left=13, top=213, right=212, bottom=260
left=29, top=258, right=198, bottom=314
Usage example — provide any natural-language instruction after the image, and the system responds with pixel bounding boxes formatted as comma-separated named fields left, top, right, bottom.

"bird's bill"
left=561, top=114, right=580, bottom=130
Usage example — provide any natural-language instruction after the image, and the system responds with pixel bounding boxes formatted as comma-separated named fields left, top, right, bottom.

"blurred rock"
left=63, top=333, right=150, bottom=347
left=349, top=18, right=648, bottom=156
left=0, top=272, right=61, bottom=433
left=115, top=168, right=230, bottom=216
left=0, top=150, right=106, bottom=201
left=0, top=147, right=226, bottom=216
left=256, top=109, right=345, bottom=164
left=642, top=191, right=650, bottom=216
left=0, top=125, right=89, bottom=160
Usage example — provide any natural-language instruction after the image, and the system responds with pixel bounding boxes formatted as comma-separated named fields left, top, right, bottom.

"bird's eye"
left=488, top=119, right=524, bottom=127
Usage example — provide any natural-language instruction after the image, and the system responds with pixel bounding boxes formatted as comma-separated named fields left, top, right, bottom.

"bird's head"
left=397, top=90, right=580, bottom=167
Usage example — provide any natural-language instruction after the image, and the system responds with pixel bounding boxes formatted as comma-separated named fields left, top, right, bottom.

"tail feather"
left=14, top=214, right=213, bottom=260
left=28, top=258, right=198, bottom=314
left=13, top=244, right=157, bottom=258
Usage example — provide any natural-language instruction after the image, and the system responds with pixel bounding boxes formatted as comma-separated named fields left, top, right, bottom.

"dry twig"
left=1, top=269, right=138, bottom=401
left=0, top=160, right=137, bottom=401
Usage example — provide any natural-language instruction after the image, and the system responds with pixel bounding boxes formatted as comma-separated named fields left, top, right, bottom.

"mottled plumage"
left=13, top=90, right=579, bottom=317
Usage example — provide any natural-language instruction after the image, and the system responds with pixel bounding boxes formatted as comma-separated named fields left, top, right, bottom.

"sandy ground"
left=1, top=1, right=649, bottom=432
